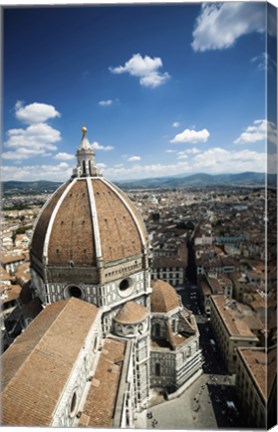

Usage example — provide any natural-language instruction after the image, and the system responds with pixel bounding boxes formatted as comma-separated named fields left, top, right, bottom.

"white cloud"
left=98, top=99, right=113, bottom=107
left=177, top=151, right=188, bottom=160
left=15, top=101, right=61, bottom=124
left=172, top=122, right=180, bottom=128
left=171, top=128, right=210, bottom=144
left=186, top=147, right=201, bottom=154
left=4, top=122, right=61, bottom=160
left=176, top=148, right=200, bottom=159
left=93, top=141, right=114, bottom=151
left=3, top=146, right=267, bottom=182
left=192, top=147, right=265, bottom=173
left=234, top=120, right=277, bottom=145
left=102, top=147, right=265, bottom=180
left=2, top=148, right=50, bottom=160
left=109, top=53, right=170, bottom=88
left=4, top=101, right=62, bottom=161
left=96, top=163, right=107, bottom=169
left=192, top=3, right=265, bottom=52
left=53, top=152, right=75, bottom=160
left=2, top=162, right=73, bottom=182
left=103, top=161, right=190, bottom=180
left=165, top=149, right=176, bottom=153
left=6, top=123, right=61, bottom=148
left=127, top=155, right=141, bottom=162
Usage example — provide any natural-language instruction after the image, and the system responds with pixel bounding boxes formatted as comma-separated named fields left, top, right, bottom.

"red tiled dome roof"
left=151, top=279, right=180, bottom=313
left=114, top=301, right=148, bottom=324
left=31, top=177, right=147, bottom=268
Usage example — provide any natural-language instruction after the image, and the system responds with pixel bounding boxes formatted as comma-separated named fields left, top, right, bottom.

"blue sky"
left=3, top=2, right=277, bottom=181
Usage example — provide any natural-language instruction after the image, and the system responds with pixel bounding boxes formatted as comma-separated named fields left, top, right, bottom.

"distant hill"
left=2, top=172, right=276, bottom=194
left=116, top=172, right=277, bottom=189
left=2, top=180, right=62, bottom=195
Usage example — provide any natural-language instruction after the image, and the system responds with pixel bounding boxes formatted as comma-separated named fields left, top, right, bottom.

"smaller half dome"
left=151, top=279, right=180, bottom=313
left=114, top=301, right=148, bottom=324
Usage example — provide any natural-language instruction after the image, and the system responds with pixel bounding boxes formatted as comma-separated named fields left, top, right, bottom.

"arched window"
left=172, top=319, right=178, bottom=333
left=155, top=363, right=161, bottom=376
left=82, top=160, right=86, bottom=175
left=155, top=323, right=160, bottom=337
left=93, top=336, right=98, bottom=352
left=70, top=392, right=77, bottom=416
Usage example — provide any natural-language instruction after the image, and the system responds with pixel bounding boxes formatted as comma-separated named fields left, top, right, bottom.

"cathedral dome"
left=151, top=279, right=180, bottom=313
left=30, top=127, right=148, bottom=287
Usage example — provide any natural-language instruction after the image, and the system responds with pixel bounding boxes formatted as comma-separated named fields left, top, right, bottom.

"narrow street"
left=180, top=280, right=247, bottom=428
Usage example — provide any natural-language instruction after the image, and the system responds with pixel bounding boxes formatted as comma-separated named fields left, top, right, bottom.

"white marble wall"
left=51, top=313, right=102, bottom=427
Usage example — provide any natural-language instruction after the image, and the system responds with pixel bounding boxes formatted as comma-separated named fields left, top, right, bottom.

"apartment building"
left=236, top=346, right=276, bottom=428
left=210, top=296, right=259, bottom=373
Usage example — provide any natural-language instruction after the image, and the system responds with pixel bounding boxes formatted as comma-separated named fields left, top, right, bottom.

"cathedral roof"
left=80, top=337, right=127, bottom=427
left=31, top=128, right=147, bottom=270
left=151, top=279, right=180, bottom=313
left=1, top=298, right=99, bottom=426
left=114, top=301, right=148, bottom=324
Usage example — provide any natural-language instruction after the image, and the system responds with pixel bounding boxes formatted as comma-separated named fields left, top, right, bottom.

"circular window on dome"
left=64, top=285, right=83, bottom=299
left=118, top=278, right=133, bottom=297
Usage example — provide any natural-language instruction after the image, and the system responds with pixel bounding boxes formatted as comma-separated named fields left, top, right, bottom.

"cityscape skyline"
left=3, top=2, right=277, bottom=182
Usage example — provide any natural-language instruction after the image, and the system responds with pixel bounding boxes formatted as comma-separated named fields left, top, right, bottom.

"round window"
left=64, top=285, right=83, bottom=299
left=118, top=278, right=133, bottom=297
left=119, top=279, right=130, bottom=291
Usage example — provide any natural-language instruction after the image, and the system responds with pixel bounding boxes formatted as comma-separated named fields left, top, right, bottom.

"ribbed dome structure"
left=151, top=279, right=180, bottom=313
left=114, top=301, right=148, bottom=324
left=31, top=177, right=147, bottom=267
left=30, top=127, right=148, bottom=291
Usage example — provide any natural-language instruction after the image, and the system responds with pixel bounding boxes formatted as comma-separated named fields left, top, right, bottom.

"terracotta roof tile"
left=0, top=266, right=13, bottom=281
left=151, top=279, right=180, bottom=313
left=93, top=179, right=143, bottom=263
left=114, top=301, right=148, bottom=324
left=48, top=180, right=96, bottom=266
left=31, top=182, right=70, bottom=262
left=211, top=296, right=259, bottom=339
left=0, top=253, right=25, bottom=265
left=81, top=338, right=126, bottom=427
left=31, top=177, right=146, bottom=269
left=1, top=298, right=99, bottom=426
left=1, top=284, right=22, bottom=303
left=238, top=346, right=277, bottom=401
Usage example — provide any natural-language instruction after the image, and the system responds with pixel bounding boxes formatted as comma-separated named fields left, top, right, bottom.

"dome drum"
left=113, top=320, right=149, bottom=338
left=43, top=265, right=100, bottom=285
left=113, top=301, right=149, bottom=338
